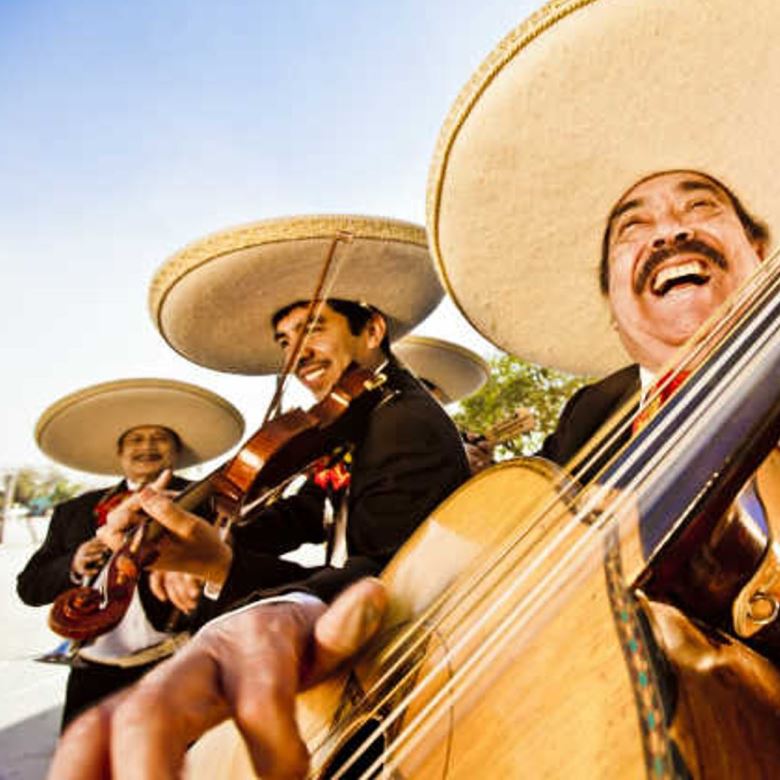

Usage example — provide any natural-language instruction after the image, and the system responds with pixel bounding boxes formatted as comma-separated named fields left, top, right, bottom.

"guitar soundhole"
left=322, top=717, right=385, bottom=779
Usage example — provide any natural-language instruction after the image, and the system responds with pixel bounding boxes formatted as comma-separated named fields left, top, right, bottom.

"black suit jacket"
left=212, top=359, right=470, bottom=610
left=17, top=476, right=190, bottom=628
left=540, top=365, right=640, bottom=476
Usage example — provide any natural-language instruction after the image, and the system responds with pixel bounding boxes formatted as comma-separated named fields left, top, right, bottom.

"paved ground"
left=0, top=519, right=67, bottom=780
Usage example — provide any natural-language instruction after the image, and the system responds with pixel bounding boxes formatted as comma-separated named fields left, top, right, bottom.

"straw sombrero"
left=149, top=215, right=443, bottom=375
left=35, top=378, right=245, bottom=475
left=428, top=0, right=780, bottom=376
left=395, top=335, right=489, bottom=404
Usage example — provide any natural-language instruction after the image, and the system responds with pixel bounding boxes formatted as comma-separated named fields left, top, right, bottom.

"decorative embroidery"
left=313, top=449, right=353, bottom=492
left=604, top=533, right=681, bottom=778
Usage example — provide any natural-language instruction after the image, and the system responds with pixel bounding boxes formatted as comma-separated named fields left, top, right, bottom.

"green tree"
left=453, top=354, right=591, bottom=457
left=11, top=467, right=85, bottom=513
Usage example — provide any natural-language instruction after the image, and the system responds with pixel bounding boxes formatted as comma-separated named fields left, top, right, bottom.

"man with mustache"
left=127, top=217, right=469, bottom=624
left=18, top=378, right=244, bottom=730
left=413, top=0, right=780, bottom=767
left=540, top=169, right=769, bottom=466
left=140, top=296, right=469, bottom=621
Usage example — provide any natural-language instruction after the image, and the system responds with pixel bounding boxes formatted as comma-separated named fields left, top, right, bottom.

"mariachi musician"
left=17, top=378, right=243, bottom=730
left=394, top=334, right=490, bottom=408
left=98, top=216, right=469, bottom=635
left=394, top=334, right=535, bottom=472
left=424, top=0, right=780, bottom=774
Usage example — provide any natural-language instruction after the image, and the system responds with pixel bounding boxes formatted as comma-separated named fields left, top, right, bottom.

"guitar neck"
left=483, top=408, right=535, bottom=448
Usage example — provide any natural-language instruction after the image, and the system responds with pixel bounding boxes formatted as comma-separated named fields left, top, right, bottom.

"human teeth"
left=302, top=366, right=325, bottom=381
left=652, top=260, right=709, bottom=293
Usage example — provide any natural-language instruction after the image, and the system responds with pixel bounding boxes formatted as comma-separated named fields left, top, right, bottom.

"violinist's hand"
left=99, top=478, right=233, bottom=587
left=97, top=470, right=173, bottom=551
left=149, top=571, right=203, bottom=613
left=49, top=577, right=388, bottom=780
left=71, top=537, right=110, bottom=578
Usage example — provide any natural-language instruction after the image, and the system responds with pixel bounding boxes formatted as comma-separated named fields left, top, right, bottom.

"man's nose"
left=651, top=227, right=693, bottom=250
left=295, top=342, right=314, bottom=366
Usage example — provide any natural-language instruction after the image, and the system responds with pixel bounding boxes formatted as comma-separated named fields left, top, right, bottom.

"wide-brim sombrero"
left=428, top=0, right=780, bottom=376
left=149, top=215, right=443, bottom=374
left=395, top=335, right=489, bottom=404
left=35, top=378, right=245, bottom=475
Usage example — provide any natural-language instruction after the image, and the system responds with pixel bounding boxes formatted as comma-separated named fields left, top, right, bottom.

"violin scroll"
left=49, top=547, right=143, bottom=641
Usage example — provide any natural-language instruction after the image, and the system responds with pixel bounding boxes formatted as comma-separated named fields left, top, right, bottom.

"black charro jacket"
left=539, top=364, right=640, bottom=474
left=211, top=358, right=470, bottom=611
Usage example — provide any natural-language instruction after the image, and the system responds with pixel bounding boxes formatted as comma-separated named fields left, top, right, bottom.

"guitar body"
left=185, top=459, right=780, bottom=778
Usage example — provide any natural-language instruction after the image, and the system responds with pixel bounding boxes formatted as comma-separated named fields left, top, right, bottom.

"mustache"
left=634, top=239, right=727, bottom=294
left=295, top=357, right=327, bottom=375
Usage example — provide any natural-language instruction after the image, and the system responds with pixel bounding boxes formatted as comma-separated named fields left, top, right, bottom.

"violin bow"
left=262, top=229, right=354, bottom=425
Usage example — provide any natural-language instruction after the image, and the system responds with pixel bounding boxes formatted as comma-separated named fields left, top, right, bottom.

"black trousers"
left=61, top=659, right=158, bottom=732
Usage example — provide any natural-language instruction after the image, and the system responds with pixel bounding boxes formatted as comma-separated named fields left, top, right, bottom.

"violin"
left=48, top=363, right=391, bottom=643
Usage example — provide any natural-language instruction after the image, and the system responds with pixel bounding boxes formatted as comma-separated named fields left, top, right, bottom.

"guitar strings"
left=307, top=289, right=771, bottom=776
left=310, top=249, right=780, bottom=778
left=321, top=249, right=774, bottom=717
left=332, top=273, right=780, bottom=779
left=370, top=301, right=780, bottom=777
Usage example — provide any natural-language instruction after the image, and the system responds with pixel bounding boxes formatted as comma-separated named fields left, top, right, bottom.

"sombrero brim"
left=395, top=335, right=489, bottom=404
left=428, top=0, right=780, bottom=375
left=149, top=215, right=443, bottom=374
left=35, top=378, right=245, bottom=475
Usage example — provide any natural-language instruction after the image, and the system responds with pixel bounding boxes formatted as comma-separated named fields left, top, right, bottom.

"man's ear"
left=364, top=312, right=387, bottom=349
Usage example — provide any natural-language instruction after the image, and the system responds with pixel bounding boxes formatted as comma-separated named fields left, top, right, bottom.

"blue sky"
left=0, top=0, right=539, bottom=474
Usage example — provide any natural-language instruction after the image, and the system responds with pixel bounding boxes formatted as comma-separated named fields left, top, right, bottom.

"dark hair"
left=599, top=170, right=770, bottom=295
left=272, top=298, right=391, bottom=355
left=117, top=426, right=182, bottom=453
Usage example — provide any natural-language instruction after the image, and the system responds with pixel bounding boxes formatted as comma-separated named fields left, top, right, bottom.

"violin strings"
left=312, top=247, right=780, bottom=777
left=264, top=232, right=353, bottom=424
left=238, top=472, right=308, bottom=521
